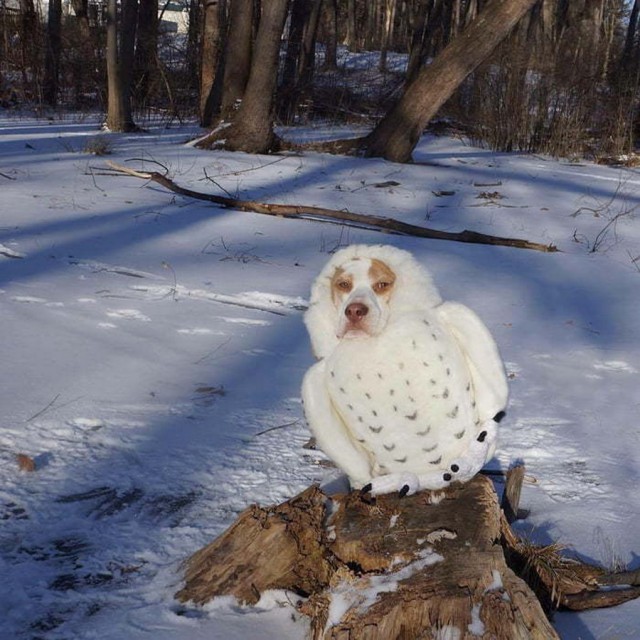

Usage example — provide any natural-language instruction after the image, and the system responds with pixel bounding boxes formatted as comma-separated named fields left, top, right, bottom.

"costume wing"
left=436, top=301, right=508, bottom=424
left=301, top=360, right=372, bottom=489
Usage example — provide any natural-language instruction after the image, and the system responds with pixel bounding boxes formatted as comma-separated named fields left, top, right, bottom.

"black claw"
left=450, top=464, right=459, bottom=473
left=443, top=473, right=452, bottom=482
left=398, top=484, right=410, bottom=498
left=477, top=430, right=487, bottom=443
left=360, top=483, right=372, bottom=495
left=493, top=410, right=506, bottom=423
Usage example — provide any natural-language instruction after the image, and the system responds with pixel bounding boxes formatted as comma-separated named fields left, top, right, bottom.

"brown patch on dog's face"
left=331, top=266, right=354, bottom=305
left=368, top=258, right=396, bottom=300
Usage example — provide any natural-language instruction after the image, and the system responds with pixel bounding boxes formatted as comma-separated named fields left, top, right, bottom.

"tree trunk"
left=43, top=0, right=62, bottom=106
left=18, top=0, right=39, bottom=94
left=345, top=0, right=358, bottom=50
left=134, top=0, right=159, bottom=105
left=278, top=0, right=307, bottom=122
left=220, top=0, right=254, bottom=118
left=362, top=0, right=539, bottom=162
left=379, top=0, right=396, bottom=72
left=320, top=0, right=338, bottom=70
left=175, top=476, right=558, bottom=638
left=106, top=0, right=138, bottom=131
left=196, top=0, right=289, bottom=152
left=406, top=0, right=431, bottom=83
left=621, top=0, right=639, bottom=72
left=199, top=0, right=225, bottom=126
left=175, top=472, right=640, bottom=637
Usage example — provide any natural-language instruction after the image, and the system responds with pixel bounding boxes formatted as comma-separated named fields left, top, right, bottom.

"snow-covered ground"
left=1, top=115, right=639, bottom=639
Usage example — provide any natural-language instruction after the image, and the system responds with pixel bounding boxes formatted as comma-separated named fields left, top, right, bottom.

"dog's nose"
left=345, top=302, right=369, bottom=322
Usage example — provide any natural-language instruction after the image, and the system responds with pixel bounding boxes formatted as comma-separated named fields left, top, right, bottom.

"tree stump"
left=176, top=473, right=640, bottom=639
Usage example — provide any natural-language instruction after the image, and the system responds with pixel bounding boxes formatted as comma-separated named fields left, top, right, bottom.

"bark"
left=362, top=0, right=539, bottom=162
left=175, top=473, right=640, bottom=637
left=320, top=0, right=338, bottom=70
left=406, top=0, right=431, bottom=84
left=196, top=0, right=289, bottom=152
left=175, top=476, right=557, bottom=638
left=199, top=0, right=225, bottom=126
left=379, top=0, right=397, bottom=72
left=280, top=0, right=323, bottom=122
left=43, top=0, right=62, bottom=106
left=279, top=0, right=307, bottom=121
left=299, top=0, right=323, bottom=85
left=135, top=0, right=159, bottom=103
left=220, top=0, right=254, bottom=118
left=106, top=0, right=138, bottom=131
left=18, top=0, right=38, bottom=90
left=345, top=0, right=358, bottom=50
left=621, top=0, right=639, bottom=71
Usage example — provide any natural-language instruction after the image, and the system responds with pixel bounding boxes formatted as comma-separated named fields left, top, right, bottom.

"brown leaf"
left=16, top=454, right=36, bottom=472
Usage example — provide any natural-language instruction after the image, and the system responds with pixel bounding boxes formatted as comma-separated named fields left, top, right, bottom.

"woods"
left=2, top=0, right=640, bottom=160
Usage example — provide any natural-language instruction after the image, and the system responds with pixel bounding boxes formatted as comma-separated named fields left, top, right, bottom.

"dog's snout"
left=345, top=302, right=369, bottom=322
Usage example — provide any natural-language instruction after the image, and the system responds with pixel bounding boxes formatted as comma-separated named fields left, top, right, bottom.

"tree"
left=134, top=0, right=159, bottom=106
left=219, top=0, right=254, bottom=119
left=196, top=0, right=289, bottom=152
left=106, top=0, right=138, bottom=132
left=278, top=0, right=323, bottom=123
left=360, top=0, right=539, bottom=162
left=43, top=0, right=62, bottom=106
left=199, top=0, right=226, bottom=126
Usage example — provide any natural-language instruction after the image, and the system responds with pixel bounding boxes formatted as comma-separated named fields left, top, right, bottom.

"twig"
left=105, top=162, right=558, bottom=253
left=249, top=420, right=301, bottom=439
left=501, top=464, right=525, bottom=523
left=25, top=394, right=61, bottom=423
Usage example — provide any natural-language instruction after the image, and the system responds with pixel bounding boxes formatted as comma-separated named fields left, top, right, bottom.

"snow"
left=325, top=547, right=443, bottom=630
left=1, top=113, right=640, bottom=639
left=468, top=604, right=485, bottom=636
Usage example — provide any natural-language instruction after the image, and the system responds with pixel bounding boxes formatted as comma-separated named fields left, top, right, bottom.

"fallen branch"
left=105, top=162, right=558, bottom=253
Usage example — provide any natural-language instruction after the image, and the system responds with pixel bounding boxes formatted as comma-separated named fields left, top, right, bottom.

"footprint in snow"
left=0, top=243, right=25, bottom=259
left=593, top=360, right=637, bottom=374
left=177, top=328, right=225, bottom=336
left=67, top=418, right=106, bottom=431
left=11, top=295, right=64, bottom=307
left=106, top=309, right=151, bottom=322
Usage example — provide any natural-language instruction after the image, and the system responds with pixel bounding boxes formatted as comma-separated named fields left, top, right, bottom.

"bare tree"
left=379, top=0, right=397, bottom=72
left=197, top=0, right=289, bottom=152
left=200, top=0, right=226, bottom=126
left=43, top=0, right=62, bottom=106
left=106, top=0, right=138, bottom=131
left=360, top=0, right=539, bottom=162
left=320, top=0, right=338, bottom=70
left=135, top=0, right=159, bottom=105
left=219, top=0, right=254, bottom=119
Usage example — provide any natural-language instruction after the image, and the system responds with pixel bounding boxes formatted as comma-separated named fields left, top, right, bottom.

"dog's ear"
left=305, top=270, right=340, bottom=359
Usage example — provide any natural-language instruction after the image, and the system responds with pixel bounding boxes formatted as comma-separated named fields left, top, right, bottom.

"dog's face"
left=330, top=257, right=396, bottom=339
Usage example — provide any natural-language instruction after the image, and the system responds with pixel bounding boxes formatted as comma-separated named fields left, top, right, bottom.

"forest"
left=2, top=0, right=640, bottom=161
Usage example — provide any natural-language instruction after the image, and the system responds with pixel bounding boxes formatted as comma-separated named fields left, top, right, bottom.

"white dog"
left=302, top=244, right=508, bottom=496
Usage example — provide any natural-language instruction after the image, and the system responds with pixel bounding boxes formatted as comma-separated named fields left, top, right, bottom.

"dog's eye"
left=374, top=281, right=391, bottom=292
left=336, top=280, right=352, bottom=291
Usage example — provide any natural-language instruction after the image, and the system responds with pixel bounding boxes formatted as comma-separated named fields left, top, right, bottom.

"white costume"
left=302, top=245, right=508, bottom=495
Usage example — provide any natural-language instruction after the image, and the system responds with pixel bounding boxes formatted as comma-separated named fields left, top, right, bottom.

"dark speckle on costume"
left=325, top=311, right=486, bottom=479
left=303, top=244, right=508, bottom=494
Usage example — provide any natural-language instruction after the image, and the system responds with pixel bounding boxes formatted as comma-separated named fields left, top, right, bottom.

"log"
left=176, top=472, right=640, bottom=638
left=177, top=475, right=567, bottom=638
left=175, top=485, right=333, bottom=606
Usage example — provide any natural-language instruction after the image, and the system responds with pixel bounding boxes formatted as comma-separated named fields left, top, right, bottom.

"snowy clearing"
left=1, top=115, right=640, bottom=639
